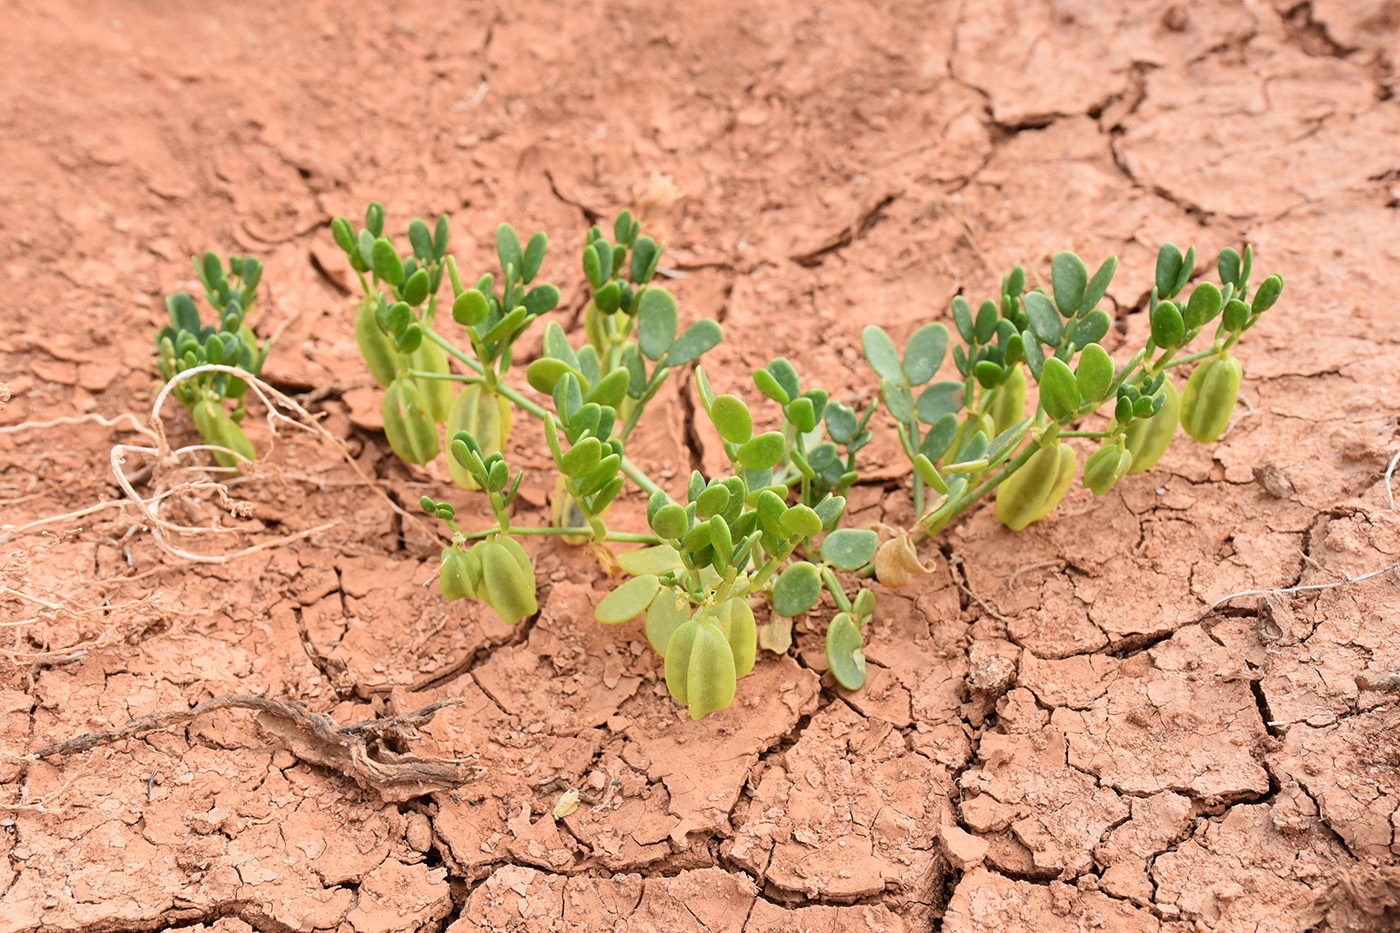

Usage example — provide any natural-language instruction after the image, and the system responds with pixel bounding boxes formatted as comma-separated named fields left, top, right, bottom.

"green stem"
left=426, top=325, right=667, bottom=498
left=426, top=328, right=545, bottom=415
left=408, top=369, right=485, bottom=384
left=1058, top=429, right=1113, bottom=438
left=911, top=459, right=925, bottom=515
left=821, top=567, right=852, bottom=613
left=621, top=367, right=670, bottom=441
left=711, top=565, right=739, bottom=609
left=460, top=525, right=661, bottom=543
left=606, top=308, right=635, bottom=374
left=620, top=457, right=663, bottom=498
left=488, top=491, right=511, bottom=530
left=919, top=439, right=1044, bottom=539
left=1105, top=349, right=1146, bottom=396
left=563, top=477, right=608, bottom=540
left=751, top=538, right=800, bottom=591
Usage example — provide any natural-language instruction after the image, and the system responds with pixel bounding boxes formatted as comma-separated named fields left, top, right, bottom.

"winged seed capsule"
left=994, top=441, right=1076, bottom=531
left=1124, top=379, right=1180, bottom=474
left=475, top=537, right=538, bottom=625
left=446, top=385, right=512, bottom=489
left=355, top=296, right=400, bottom=387
left=382, top=378, right=440, bottom=464
left=1083, top=441, right=1134, bottom=496
left=439, top=545, right=481, bottom=602
left=1180, top=354, right=1242, bottom=444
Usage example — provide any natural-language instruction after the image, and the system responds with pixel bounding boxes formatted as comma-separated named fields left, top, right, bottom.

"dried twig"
left=790, top=188, right=903, bottom=266
left=107, top=363, right=442, bottom=562
left=1210, top=560, right=1400, bottom=610
left=1007, top=558, right=1066, bottom=591
left=1385, top=445, right=1399, bottom=512
left=30, top=694, right=479, bottom=801
left=0, top=411, right=158, bottom=444
left=947, top=551, right=1008, bottom=622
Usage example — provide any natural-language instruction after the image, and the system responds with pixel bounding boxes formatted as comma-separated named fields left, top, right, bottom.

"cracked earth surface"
left=3, top=0, right=1400, bottom=929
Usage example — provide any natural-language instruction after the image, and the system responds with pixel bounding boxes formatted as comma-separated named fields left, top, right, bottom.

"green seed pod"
left=1083, top=441, right=1134, bottom=496
left=355, top=296, right=400, bottom=387
left=382, top=378, right=441, bottom=464
left=439, top=545, right=481, bottom=601
left=407, top=339, right=453, bottom=423
left=664, top=619, right=738, bottom=720
left=476, top=536, right=538, bottom=625
left=190, top=398, right=256, bottom=468
left=994, top=441, right=1077, bottom=531
left=1180, top=355, right=1242, bottom=443
left=1124, top=379, right=1180, bottom=474
left=716, top=596, right=757, bottom=678
left=987, top=364, right=1027, bottom=436
left=445, top=385, right=512, bottom=489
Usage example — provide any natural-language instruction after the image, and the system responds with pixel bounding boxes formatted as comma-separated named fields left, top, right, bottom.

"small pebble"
left=405, top=812, right=433, bottom=852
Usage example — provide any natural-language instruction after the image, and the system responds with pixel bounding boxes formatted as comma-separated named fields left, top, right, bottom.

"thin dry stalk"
left=111, top=363, right=440, bottom=562
left=0, top=411, right=158, bottom=445
left=29, top=694, right=480, bottom=800
left=1211, top=560, right=1400, bottom=610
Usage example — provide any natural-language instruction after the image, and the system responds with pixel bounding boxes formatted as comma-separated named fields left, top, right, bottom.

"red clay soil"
left=3, top=0, right=1400, bottom=930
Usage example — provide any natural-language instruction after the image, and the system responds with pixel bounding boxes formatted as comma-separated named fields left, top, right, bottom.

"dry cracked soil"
left=2, top=0, right=1400, bottom=930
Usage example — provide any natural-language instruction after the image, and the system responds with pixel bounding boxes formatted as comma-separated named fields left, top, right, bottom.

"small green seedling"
left=155, top=253, right=269, bottom=466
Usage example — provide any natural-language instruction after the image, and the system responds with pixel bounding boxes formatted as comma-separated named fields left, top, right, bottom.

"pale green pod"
left=994, top=441, right=1077, bottom=531
left=716, top=597, right=757, bottom=678
left=355, top=296, right=399, bottom=387
left=476, top=537, right=538, bottom=625
left=987, top=364, right=1028, bottom=436
left=446, top=384, right=512, bottom=489
left=1180, top=355, right=1242, bottom=444
left=408, top=339, right=453, bottom=423
left=1124, top=379, right=1180, bottom=474
left=645, top=590, right=692, bottom=657
left=191, top=398, right=256, bottom=468
left=382, top=378, right=440, bottom=464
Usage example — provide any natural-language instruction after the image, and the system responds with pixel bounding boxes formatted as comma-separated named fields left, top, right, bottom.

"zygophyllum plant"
left=866, top=244, right=1281, bottom=536
left=306, top=206, right=1280, bottom=720
left=154, top=253, right=269, bottom=467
